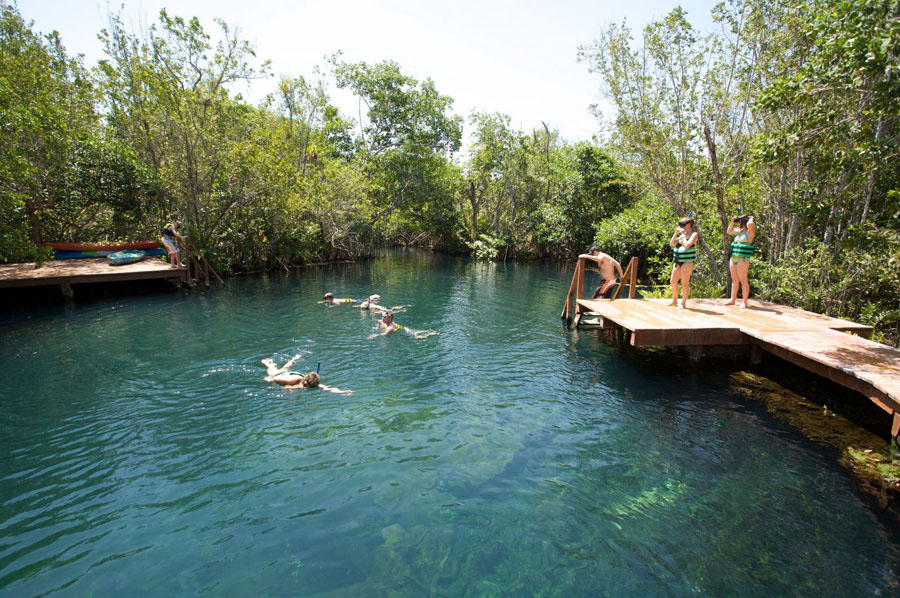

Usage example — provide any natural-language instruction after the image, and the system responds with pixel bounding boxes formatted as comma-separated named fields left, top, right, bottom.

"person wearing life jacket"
left=372, top=309, right=438, bottom=340
left=359, top=294, right=386, bottom=311
left=726, top=214, right=756, bottom=308
left=669, top=216, right=698, bottom=309
left=376, top=310, right=404, bottom=335
left=161, top=221, right=185, bottom=268
left=320, top=292, right=357, bottom=305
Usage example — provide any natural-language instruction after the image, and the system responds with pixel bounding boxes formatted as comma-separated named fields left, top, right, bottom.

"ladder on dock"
left=561, top=256, right=638, bottom=328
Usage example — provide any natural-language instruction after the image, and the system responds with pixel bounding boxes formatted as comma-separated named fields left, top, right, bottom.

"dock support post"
left=750, top=345, right=762, bottom=365
left=60, top=280, right=74, bottom=300
left=891, top=412, right=900, bottom=458
left=687, top=346, right=703, bottom=362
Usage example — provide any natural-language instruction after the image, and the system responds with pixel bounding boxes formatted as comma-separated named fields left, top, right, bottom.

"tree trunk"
left=703, top=122, right=732, bottom=294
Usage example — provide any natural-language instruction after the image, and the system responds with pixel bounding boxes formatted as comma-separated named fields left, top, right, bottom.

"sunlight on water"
left=1, top=251, right=899, bottom=597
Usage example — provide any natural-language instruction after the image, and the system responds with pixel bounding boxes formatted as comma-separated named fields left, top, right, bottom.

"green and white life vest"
left=673, top=246, right=697, bottom=264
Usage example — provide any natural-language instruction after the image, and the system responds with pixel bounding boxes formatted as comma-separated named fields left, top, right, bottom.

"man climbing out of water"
left=262, top=354, right=352, bottom=394
left=578, top=247, right=624, bottom=299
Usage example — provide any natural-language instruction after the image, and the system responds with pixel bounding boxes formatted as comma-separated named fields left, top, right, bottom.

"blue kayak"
left=107, top=250, right=147, bottom=266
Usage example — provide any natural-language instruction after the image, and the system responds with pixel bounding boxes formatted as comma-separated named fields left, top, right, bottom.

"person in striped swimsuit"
left=726, top=215, right=756, bottom=308
left=669, top=217, right=698, bottom=309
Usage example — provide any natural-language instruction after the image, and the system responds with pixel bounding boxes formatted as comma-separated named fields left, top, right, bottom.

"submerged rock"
left=730, top=371, right=900, bottom=516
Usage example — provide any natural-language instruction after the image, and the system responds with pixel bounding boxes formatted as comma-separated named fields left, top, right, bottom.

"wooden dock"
left=0, top=258, right=186, bottom=299
left=576, top=296, right=900, bottom=438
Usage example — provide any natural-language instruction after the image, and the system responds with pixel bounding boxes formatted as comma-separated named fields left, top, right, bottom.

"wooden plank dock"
left=576, top=296, right=900, bottom=437
left=0, top=258, right=186, bottom=299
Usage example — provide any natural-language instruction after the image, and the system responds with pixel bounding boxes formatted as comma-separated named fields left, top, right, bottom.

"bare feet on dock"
left=725, top=301, right=735, bottom=306
left=668, top=301, right=678, bottom=307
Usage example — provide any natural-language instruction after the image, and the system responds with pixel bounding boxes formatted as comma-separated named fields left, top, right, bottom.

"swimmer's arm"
left=320, top=384, right=352, bottom=395
left=747, top=217, right=756, bottom=243
left=578, top=253, right=601, bottom=264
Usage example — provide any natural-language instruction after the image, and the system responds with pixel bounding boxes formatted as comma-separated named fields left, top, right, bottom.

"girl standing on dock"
left=669, top=217, right=698, bottom=309
left=726, top=215, right=756, bottom=308
left=161, top=221, right=185, bottom=268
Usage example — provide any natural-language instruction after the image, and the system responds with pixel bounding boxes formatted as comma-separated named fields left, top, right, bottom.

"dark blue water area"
left=1, top=250, right=899, bottom=597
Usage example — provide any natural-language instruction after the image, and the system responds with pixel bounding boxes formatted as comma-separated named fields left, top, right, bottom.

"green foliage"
left=0, top=0, right=98, bottom=257
left=593, top=195, right=677, bottom=280
left=467, top=234, right=504, bottom=261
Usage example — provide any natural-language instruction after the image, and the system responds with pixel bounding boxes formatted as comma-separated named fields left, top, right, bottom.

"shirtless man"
left=578, top=247, right=624, bottom=299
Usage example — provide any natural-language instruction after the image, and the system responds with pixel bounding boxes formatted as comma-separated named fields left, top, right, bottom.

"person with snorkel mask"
left=669, top=216, right=698, bottom=309
left=725, top=213, right=756, bottom=308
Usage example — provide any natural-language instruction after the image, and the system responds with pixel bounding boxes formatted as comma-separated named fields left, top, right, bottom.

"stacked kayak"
left=107, top=250, right=147, bottom=266
left=44, top=241, right=165, bottom=260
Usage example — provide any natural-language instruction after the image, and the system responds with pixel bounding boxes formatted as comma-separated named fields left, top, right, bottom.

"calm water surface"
left=1, top=251, right=899, bottom=597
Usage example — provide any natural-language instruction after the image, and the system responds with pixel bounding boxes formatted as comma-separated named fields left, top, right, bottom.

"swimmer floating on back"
left=262, top=355, right=352, bottom=394
left=371, top=310, right=438, bottom=340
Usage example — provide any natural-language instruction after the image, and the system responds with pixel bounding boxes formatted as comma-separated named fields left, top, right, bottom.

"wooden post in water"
left=561, top=257, right=586, bottom=326
left=892, top=412, right=900, bottom=457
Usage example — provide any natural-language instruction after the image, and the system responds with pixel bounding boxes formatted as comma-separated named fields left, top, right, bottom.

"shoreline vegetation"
left=2, top=0, right=898, bottom=345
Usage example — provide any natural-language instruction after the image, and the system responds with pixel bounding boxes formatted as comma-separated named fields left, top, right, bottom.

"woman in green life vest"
left=726, top=214, right=756, bottom=308
left=668, top=217, right=698, bottom=309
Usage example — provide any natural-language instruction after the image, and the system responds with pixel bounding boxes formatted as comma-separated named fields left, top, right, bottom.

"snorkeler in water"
left=371, top=310, right=438, bottom=340
left=320, top=292, right=357, bottom=305
left=262, top=355, right=352, bottom=394
left=359, top=294, right=385, bottom=311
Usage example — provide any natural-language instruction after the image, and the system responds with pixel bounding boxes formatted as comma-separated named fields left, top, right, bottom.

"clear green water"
left=1, top=251, right=899, bottom=597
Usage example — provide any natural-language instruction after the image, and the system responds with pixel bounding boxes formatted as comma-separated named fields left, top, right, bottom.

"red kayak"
left=44, top=241, right=161, bottom=251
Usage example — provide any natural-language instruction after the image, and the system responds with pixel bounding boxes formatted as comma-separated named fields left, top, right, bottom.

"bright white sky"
left=16, top=0, right=716, bottom=147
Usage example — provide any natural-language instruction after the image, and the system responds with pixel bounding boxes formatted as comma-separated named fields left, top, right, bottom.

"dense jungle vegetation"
left=1, top=0, right=898, bottom=341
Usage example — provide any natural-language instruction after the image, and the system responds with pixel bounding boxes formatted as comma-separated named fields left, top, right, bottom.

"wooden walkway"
left=576, top=297, right=900, bottom=436
left=0, top=258, right=186, bottom=298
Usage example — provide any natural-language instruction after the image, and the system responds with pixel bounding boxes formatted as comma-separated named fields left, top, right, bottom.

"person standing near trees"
left=669, top=217, right=698, bottom=309
left=726, top=215, right=756, bottom=308
left=578, top=247, right=624, bottom=299
left=161, top=221, right=185, bottom=268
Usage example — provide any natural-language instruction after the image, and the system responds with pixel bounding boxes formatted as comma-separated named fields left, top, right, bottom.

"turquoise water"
left=1, top=251, right=899, bottom=597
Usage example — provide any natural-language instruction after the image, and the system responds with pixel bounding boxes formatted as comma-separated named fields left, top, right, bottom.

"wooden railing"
left=182, top=238, right=224, bottom=287
left=561, top=256, right=638, bottom=328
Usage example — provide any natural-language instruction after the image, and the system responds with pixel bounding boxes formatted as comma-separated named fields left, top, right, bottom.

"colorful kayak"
left=53, top=248, right=166, bottom=260
left=44, top=241, right=161, bottom=252
left=107, top=250, right=147, bottom=266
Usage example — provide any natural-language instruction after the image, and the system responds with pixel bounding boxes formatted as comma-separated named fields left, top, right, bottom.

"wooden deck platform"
left=0, top=258, right=186, bottom=298
left=576, top=297, right=900, bottom=432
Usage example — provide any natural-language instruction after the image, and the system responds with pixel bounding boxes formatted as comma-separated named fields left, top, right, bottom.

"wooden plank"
left=0, top=259, right=185, bottom=289
left=575, top=295, right=900, bottom=417
left=750, top=328, right=900, bottom=413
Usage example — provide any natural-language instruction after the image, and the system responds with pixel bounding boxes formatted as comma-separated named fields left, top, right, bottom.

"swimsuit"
left=731, top=231, right=754, bottom=262
left=592, top=279, right=617, bottom=299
